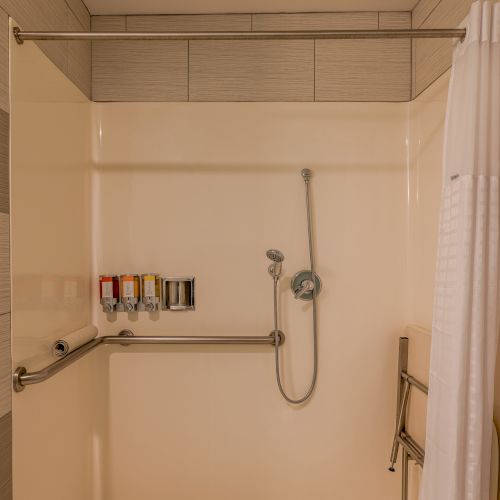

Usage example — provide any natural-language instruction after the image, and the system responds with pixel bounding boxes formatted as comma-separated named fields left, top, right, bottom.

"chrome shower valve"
left=291, top=270, right=322, bottom=301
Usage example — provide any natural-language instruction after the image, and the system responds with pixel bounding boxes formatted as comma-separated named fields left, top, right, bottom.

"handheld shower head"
left=266, top=249, right=285, bottom=278
left=266, top=249, right=284, bottom=263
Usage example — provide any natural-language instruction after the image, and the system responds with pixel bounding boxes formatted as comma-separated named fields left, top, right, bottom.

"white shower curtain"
left=421, top=2, right=500, bottom=500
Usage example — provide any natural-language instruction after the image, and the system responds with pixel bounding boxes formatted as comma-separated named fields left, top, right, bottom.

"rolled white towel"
left=53, top=325, right=98, bottom=357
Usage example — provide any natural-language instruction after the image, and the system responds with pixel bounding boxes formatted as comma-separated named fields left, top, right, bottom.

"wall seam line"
left=63, top=0, right=89, bottom=30
left=418, top=0, right=443, bottom=27
left=313, top=39, right=316, bottom=102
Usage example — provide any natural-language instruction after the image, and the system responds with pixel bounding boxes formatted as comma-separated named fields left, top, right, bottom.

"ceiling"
left=84, top=0, right=419, bottom=15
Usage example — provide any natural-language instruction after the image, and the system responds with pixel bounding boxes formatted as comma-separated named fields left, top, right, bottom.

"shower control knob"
left=294, top=279, right=315, bottom=300
left=291, top=270, right=322, bottom=301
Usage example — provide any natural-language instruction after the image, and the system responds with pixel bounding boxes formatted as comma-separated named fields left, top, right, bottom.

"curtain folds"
left=421, top=2, right=500, bottom=499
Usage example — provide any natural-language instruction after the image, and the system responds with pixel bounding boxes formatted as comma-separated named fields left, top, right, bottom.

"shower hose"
left=273, top=170, right=318, bottom=404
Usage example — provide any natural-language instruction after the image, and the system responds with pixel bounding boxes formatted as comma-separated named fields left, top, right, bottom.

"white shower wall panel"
left=92, top=101, right=409, bottom=500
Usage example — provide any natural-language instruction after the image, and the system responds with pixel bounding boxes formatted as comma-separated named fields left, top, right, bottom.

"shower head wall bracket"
left=301, top=168, right=312, bottom=183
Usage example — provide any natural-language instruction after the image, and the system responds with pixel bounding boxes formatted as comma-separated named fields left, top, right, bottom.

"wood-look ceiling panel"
left=83, top=0, right=417, bottom=15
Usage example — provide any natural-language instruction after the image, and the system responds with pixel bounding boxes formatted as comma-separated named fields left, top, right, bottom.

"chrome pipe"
left=402, top=451, right=409, bottom=500
left=396, top=338, right=409, bottom=420
left=13, top=27, right=467, bottom=44
left=389, top=337, right=409, bottom=471
left=13, top=332, right=281, bottom=392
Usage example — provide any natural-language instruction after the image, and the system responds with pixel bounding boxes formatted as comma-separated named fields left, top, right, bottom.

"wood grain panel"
left=189, top=40, right=314, bottom=102
left=414, top=38, right=452, bottom=95
left=2, top=0, right=91, bottom=97
left=420, top=0, right=472, bottom=27
left=91, top=15, right=126, bottom=32
left=0, top=215, right=9, bottom=315
left=0, top=110, right=8, bottom=214
left=90, top=11, right=415, bottom=102
left=379, top=11, right=411, bottom=29
left=2, top=0, right=69, bottom=75
left=64, top=0, right=90, bottom=30
left=93, top=40, right=188, bottom=101
left=0, top=8, right=8, bottom=113
left=127, top=14, right=251, bottom=32
left=0, top=314, right=10, bottom=417
left=68, top=9, right=91, bottom=98
left=252, top=12, right=378, bottom=31
left=412, top=0, right=441, bottom=27
left=316, top=39, right=411, bottom=101
left=413, top=0, right=472, bottom=96
left=0, top=412, right=11, bottom=500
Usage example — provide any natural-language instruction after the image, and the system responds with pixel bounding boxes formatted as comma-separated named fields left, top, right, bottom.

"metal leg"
left=388, top=338, right=426, bottom=499
left=389, top=379, right=411, bottom=470
left=389, top=337, right=409, bottom=471
left=402, top=452, right=409, bottom=500
left=397, top=338, right=409, bottom=420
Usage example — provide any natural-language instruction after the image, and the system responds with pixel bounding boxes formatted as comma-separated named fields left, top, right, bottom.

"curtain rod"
left=13, top=27, right=466, bottom=44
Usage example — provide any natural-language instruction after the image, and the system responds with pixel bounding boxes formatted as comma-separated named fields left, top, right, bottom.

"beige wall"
left=0, top=1, right=89, bottom=496
left=9, top=27, right=101, bottom=500
left=407, top=72, right=448, bottom=330
left=91, top=100, right=409, bottom=499
left=404, top=70, right=452, bottom=499
left=7, top=4, right=489, bottom=499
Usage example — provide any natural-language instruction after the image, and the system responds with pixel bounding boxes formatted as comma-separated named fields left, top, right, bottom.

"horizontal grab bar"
left=101, top=335, right=278, bottom=345
left=13, top=331, right=283, bottom=392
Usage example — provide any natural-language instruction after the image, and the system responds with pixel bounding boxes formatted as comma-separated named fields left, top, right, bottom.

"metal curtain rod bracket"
left=12, top=26, right=467, bottom=44
left=13, top=329, right=284, bottom=392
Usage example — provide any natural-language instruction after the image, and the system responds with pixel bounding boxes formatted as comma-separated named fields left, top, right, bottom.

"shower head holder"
left=266, top=249, right=285, bottom=278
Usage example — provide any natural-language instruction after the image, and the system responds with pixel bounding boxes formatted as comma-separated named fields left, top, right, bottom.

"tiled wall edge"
left=0, top=412, right=12, bottom=499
